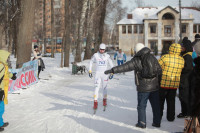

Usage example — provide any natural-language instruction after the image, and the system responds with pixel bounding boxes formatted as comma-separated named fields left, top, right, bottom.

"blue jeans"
left=137, top=90, right=161, bottom=126
left=0, top=101, right=5, bottom=127
left=117, top=60, right=123, bottom=66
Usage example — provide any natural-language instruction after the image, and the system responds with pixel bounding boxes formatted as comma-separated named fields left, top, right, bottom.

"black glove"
left=11, top=73, right=17, bottom=80
left=0, top=90, right=5, bottom=101
left=104, top=69, right=114, bottom=74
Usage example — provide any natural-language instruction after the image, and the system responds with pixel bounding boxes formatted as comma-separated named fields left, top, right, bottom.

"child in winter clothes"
left=177, top=40, right=193, bottom=118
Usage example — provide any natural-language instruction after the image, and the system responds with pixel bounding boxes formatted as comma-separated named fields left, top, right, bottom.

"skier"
left=89, top=43, right=114, bottom=112
left=105, top=43, right=162, bottom=128
left=0, top=50, right=17, bottom=132
left=114, top=49, right=126, bottom=66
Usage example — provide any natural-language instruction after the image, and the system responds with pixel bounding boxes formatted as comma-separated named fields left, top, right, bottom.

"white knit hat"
left=99, top=43, right=106, bottom=50
left=135, top=43, right=145, bottom=53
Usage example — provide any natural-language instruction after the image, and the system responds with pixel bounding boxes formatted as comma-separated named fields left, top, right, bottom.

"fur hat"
left=182, top=40, right=193, bottom=52
left=135, top=43, right=145, bottom=53
left=34, top=45, right=38, bottom=49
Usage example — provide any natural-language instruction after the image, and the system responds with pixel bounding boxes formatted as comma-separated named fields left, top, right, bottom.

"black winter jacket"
left=112, top=47, right=162, bottom=92
left=179, top=53, right=193, bottom=103
left=188, top=57, right=200, bottom=117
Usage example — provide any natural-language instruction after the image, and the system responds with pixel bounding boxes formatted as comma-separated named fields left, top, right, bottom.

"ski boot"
left=103, top=98, right=107, bottom=111
left=93, top=100, right=98, bottom=114
left=103, top=98, right=107, bottom=106
left=0, top=127, right=4, bottom=132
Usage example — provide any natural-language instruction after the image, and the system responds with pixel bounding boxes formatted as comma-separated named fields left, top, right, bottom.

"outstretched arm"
left=105, top=57, right=140, bottom=74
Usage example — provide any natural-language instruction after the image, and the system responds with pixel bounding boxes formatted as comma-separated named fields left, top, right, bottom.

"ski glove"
left=11, top=73, right=17, bottom=80
left=104, top=69, right=114, bottom=75
left=0, top=90, right=4, bottom=101
left=109, top=73, right=114, bottom=79
left=89, top=71, right=93, bottom=78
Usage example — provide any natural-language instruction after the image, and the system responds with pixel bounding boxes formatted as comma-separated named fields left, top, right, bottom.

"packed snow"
left=3, top=53, right=185, bottom=133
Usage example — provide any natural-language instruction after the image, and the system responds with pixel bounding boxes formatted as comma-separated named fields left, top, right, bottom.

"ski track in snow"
left=3, top=54, right=185, bottom=133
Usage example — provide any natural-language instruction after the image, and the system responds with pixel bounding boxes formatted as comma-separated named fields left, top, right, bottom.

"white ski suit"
left=89, top=52, right=114, bottom=101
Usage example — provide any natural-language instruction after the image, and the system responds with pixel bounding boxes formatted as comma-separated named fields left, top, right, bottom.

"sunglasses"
left=100, top=49, right=105, bottom=51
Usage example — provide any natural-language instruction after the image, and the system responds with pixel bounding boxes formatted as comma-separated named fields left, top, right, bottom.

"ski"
left=103, top=106, right=106, bottom=111
left=93, top=109, right=97, bottom=114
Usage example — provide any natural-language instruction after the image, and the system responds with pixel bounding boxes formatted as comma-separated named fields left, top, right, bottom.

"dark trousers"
left=137, top=90, right=161, bottom=126
left=179, top=89, right=188, bottom=115
left=38, top=66, right=42, bottom=78
left=159, top=88, right=177, bottom=121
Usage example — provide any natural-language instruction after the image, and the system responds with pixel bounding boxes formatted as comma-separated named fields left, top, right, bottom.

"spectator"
left=105, top=43, right=162, bottom=128
left=33, top=45, right=45, bottom=79
left=0, top=50, right=17, bottom=132
left=159, top=43, right=184, bottom=122
left=177, top=40, right=193, bottom=118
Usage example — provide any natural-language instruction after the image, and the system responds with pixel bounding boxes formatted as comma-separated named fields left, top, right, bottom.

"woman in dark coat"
left=177, top=40, right=193, bottom=118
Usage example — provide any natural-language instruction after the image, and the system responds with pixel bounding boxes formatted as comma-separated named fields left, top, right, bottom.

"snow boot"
left=0, top=127, right=4, bottom=132
left=2, top=122, right=9, bottom=128
left=93, top=100, right=98, bottom=109
left=103, top=98, right=107, bottom=106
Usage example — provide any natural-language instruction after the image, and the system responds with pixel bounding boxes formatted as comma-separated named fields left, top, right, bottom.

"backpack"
left=141, top=54, right=157, bottom=78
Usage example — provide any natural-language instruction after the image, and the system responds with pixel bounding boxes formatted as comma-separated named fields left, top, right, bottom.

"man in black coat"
left=177, top=40, right=193, bottom=118
left=105, top=43, right=162, bottom=128
left=188, top=57, right=200, bottom=117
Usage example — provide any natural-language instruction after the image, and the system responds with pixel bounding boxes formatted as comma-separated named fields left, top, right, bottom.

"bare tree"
left=63, top=0, right=71, bottom=67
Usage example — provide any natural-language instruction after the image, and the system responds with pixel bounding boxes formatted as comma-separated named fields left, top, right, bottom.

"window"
left=122, top=26, right=126, bottom=34
left=128, top=25, right=132, bottom=34
left=181, top=24, right=187, bottom=33
left=150, top=24, right=156, bottom=33
left=134, top=25, right=137, bottom=33
left=199, top=25, right=200, bottom=33
left=150, top=41, right=157, bottom=51
left=139, top=25, right=143, bottom=34
left=127, top=14, right=132, bottom=19
left=162, top=13, right=174, bottom=20
left=193, top=25, right=197, bottom=33
left=164, top=25, right=171, bottom=33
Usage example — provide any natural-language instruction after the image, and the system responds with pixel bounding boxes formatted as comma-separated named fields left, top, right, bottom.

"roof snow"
left=117, top=6, right=200, bottom=25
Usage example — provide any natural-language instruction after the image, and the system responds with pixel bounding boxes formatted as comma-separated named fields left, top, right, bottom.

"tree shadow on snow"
left=64, top=115, right=143, bottom=133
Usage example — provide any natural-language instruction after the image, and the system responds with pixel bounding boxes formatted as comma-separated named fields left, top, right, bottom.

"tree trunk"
left=75, top=0, right=87, bottom=62
left=43, top=0, right=47, bottom=54
left=64, top=0, right=71, bottom=67
left=16, top=0, right=36, bottom=68
left=96, top=0, right=108, bottom=51
left=51, top=0, right=55, bottom=58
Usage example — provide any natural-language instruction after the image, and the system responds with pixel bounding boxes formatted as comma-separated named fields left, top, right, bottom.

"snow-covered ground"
left=4, top=53, right=184, bottom=133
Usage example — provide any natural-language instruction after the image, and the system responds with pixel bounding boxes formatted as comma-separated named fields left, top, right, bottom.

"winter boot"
left=0, top=127, right=4, bottom=132
left=93, top=100, right=98, bottom=109
left=2, top=122, right=9, bottom=128
left=103, top=98, right=107, bottom=106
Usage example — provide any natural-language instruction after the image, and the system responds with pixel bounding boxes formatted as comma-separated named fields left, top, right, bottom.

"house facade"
left=117, top=6, right=200, bottom=54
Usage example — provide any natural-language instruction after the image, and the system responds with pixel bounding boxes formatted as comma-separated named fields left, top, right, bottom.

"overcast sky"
left=122, top=0, right=199, bottom=12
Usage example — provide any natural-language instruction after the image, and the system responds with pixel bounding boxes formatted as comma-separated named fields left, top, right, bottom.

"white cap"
left=99, top=43, right=106, bottom=50
left=135, top=43, right=145, bottom=53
